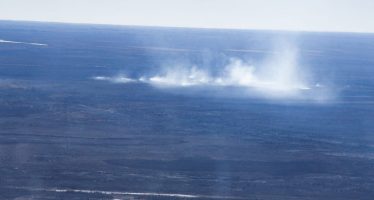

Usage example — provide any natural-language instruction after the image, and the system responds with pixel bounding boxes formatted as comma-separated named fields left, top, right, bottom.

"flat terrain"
left=0, top=21, right=373, bottom=199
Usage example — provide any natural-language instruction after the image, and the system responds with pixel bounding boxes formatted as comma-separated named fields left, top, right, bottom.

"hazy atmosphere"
left=1, top=0, right=374, bottom=32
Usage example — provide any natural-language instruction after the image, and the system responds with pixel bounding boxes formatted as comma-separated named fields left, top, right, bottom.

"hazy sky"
left=0, top=0, right=373, bottom=33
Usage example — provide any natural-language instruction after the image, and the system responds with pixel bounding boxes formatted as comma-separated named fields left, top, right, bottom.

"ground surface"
left=0, top=21, right=373, bottom=199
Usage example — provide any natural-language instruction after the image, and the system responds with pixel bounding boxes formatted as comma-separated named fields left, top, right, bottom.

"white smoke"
left=93, top=43, right=333, bottom=101
left=93, top=76, right=136, bottom=84
left=146, top=66, right=212, bottom=87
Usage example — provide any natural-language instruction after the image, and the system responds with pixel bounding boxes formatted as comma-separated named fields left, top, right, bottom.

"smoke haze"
left=94, top=43, right=333, bottom=102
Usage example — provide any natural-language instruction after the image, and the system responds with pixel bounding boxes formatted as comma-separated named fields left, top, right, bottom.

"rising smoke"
left=93, top=42, right=333, bottom=102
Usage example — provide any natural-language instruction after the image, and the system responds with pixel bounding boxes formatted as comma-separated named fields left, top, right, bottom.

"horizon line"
left=1, top=19, right=373, bottom=35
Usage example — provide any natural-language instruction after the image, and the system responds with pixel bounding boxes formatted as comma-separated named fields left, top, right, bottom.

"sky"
left=0, top=0, right=373, bottom=33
